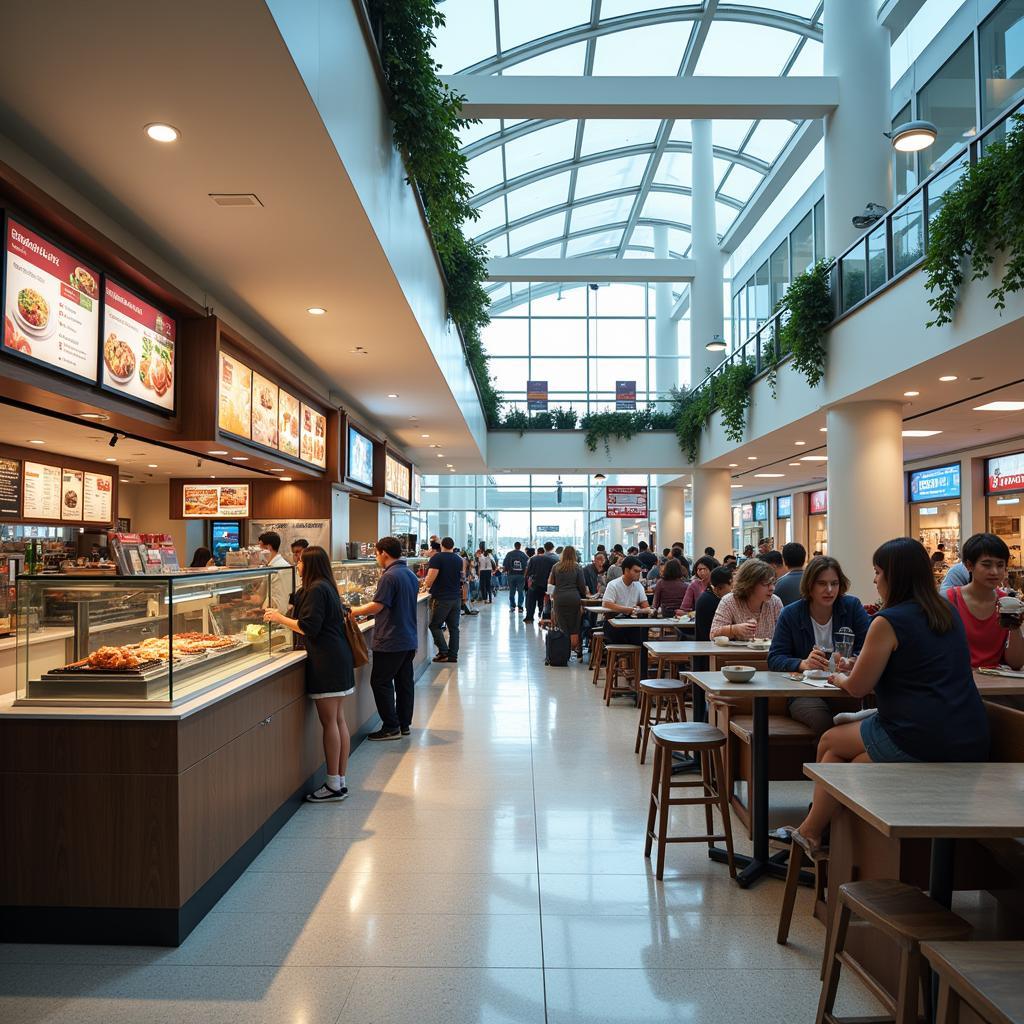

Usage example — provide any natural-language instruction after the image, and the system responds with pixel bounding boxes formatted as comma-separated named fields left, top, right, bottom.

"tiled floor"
left=0, top=603, right=882, bottom=1023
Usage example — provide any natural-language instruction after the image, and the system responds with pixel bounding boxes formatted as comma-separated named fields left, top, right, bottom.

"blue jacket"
left=767, top=594, right=872, bottom=673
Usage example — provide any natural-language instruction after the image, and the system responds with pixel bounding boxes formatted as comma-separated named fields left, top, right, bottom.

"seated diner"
left=709, top=558, right=782, bottom=641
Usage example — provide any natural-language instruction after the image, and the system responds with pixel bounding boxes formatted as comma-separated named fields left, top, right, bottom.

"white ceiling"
left=0, top=0, right=485, bottom=474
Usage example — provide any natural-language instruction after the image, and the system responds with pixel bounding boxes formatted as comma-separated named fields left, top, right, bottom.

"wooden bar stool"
left=922, top=941, right=1024, bottom=1024
left=635, top=679, right=687, bottom=764
left=644, top=722, right=736, bottom=881
left=588, top=631, right=605, bottom=680
left=816, top=879, right=972, bottom=1024
left=603, top=644, right=641, bottom=704
left=776, top=839, right=828, bottom=946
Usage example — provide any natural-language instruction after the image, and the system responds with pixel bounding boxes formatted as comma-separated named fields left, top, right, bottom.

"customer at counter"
left=424, top=537, right=463, bottom=664
left=944, top=532, right=1024, bottom=669
left=258, top=531, right=292, bottom=610
left=290, top=538, right=309, bottom=563
left=264, top=546, right=354, bottom=803
left=189, top=546, right=215, bottom=568
left=351, top=537, right=421, bottom=740
left=775, top=538, right=990, bottom=856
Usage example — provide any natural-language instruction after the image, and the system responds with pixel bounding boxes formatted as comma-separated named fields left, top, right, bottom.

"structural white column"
left=654, top=225, right=678, bottom=401
left=691, top=468, right=733, bottom=559
left=689, top=119, right=725, bottom=382
left=823, top=0, right=892, bottom=257
left=826, top=401, right=905, bottom=602
left=656, top=484, right=685, bottom=553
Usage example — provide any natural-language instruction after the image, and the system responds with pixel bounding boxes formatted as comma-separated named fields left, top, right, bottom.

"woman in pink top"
left=944, top=533, right=1024, bottom=669
left=680, top=556, right=719, bottom=613
left=710, top=558, right=783, bottom=640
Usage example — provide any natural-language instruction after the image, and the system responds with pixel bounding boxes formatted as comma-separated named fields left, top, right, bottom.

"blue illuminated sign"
left=777, top=495, right=792, bottom=519
left=909, top=464, right=960, bottom=503
left=753, top=499, right=769, bottom=522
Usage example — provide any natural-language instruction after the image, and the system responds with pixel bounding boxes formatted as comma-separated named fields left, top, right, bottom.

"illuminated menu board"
left=0, top=458, right=21, bottom=517
left=61, top=469, right=84, bottom=521
left=4, top=218, right=100, bottom=383
left=83, top=472, right=112, bottom=522
left=252, top=371, right=279, bottom=449
left=300, top=403, right=327, bottom=469
left=218, top=351, right=252, bottom=439
left=183, top=483, right=250, bottom=518
left=23, top=462, right=61, bottom=520
left=347, top=426, right=374, bottom=488
left=385, top=451, right=411, bottom=503
left=101, top=279, right=176, bottom=412
left=809, top=489, right=828, bottom=514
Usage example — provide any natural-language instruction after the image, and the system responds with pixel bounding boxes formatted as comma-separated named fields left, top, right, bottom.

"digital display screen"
left=347, top=426, right=374, bottom=488
left=909, top=464, right=960, bottom=502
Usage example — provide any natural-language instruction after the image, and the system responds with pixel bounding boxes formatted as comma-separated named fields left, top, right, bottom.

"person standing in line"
left=258, top=530, right=293, bottom=611
left=549, top=545, right=589, bottom=657
left=290, top=537, right=309, bottom=564
left=423, top=537, right=464, bottom=663
left=704, top=546, right=716, bottom=559
left=636, top=541, right=658, bottom=572
left=503, top=541, right=529, bottom=613
left=477, top=547, right=494, bottom=604
left=264, top=546, right=353, bottom=802
left=773, top=542, right=807, bottom=606
left=524, top=541, right=557, bottom=623
left=350, top=536, right=421, bottom=740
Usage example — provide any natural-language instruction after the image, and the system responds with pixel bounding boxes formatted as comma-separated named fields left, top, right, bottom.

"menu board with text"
left=251, top=371, right=279, bottom=449
left=23, top=461, right=61, bottom=520
left=61, top=468, right=84, bottom=521
left=300, top=403, right=327, bottom=469
left=4, top=218, right=100, bottom=383
left=385, top=451, right=411, bottom=502
left=101, top=279, right=176, bottom=412
left=83, top=472, right=113, bottom=523
left=218, top=352, right=252, bottom=438
left=0, top=457, right=21, bottom=517
left=279, top=389, right=300, bottom=457
left=183, top=483, right=250, bottom=518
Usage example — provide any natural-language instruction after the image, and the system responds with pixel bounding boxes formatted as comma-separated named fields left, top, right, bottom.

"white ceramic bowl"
left=713, top=635, right=732, bottom=647
left=721, top=665, right=757, bottom=683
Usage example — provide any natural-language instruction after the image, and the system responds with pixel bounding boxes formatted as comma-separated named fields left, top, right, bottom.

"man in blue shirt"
left=503, top=541, right=529, bottom=613
left=422, top=536, right=463, bottom=664
left=351, top=536, right=422, bottom=740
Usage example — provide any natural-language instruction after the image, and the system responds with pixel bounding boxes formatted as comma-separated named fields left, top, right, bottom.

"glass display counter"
left=15, top=568, right=284, bottom=706
left=331, top=558, right=428, bottom=611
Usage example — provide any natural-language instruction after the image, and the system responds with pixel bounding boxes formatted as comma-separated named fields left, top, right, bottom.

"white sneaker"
left=833, top=708, right=877, bottom=726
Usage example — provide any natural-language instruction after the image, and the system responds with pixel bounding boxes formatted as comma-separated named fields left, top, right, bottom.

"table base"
left=707, top=846, right=813, bottom=888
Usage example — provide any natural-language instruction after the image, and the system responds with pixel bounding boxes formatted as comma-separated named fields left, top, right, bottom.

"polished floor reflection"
left=0, top=606, right=881, bottom=1023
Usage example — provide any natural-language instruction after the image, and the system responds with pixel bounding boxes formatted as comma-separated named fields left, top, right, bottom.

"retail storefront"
left=775, top=495, right=792, bottom=546
left=986, top=450, right=1024, bottom=588
left=907, top=462, right=961, bottom=562
left=808, top=489, right=828, bottom=555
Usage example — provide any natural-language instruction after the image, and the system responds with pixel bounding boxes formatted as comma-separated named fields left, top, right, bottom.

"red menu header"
left=105, top=280, right=176, bottom=342
left=8, top=221, right=95, bottom=290
left=809, top=489, right=828, bottom=514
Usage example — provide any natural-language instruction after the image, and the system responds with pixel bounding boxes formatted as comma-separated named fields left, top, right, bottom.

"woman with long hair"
left=264, top=546, right=355, bottom=802
left=776, top=537, right=988, bottom=855
left=710, top=558, right=783, bottom=640
left=189, top=546, right=214, bottom=568
left=549, top=545, right=588, bottom=657
left=652, top=557, right=688, bottom=617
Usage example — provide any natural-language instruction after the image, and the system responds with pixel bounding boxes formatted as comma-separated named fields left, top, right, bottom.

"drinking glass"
left=834, top=626, right=855, bottom=663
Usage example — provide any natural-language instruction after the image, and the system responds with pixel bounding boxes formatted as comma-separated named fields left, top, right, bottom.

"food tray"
left=44, top=658, right=165, bottom=681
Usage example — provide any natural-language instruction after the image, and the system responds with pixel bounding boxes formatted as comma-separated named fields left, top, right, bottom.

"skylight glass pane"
left=566, top=229, right=623, bottom=256
left=787, top=40, right=823, bottom=76
left=458, top=119, right=503, bottom=149
left=504, top=42, right=587, bottom=75
left=654, top=151, right=693, bottom=188
left=719, top=164, right=763, bottom=203
left=695, top=23, right=794, bottom=76
left=574, top=154, right=648, bottom=198
left=730, top=0, right=821, bottom=15
left=630, top=224, right=655, bottom=250
left=467, top=148, right=505, bottom=196
left=743, top=120, right=796, bottom=163
left=713, top=157, right=731, bottom=187
left=432, top=0, right=496, bottom=73
left=642, top=190, right=692, bottom=224
left=600, top=0, right=687, bottom=16
left=470, top=198, right=507, bottom=236
left=508, top=210, right=567, bottom=253
left=625, top=248, right=656, bottom=258
left=483, top=236, right=508, bottom=259
left=522, top=242, right=564, bottom=259
left=503, top=120, right=578, bottom=179
left=504, top=171, right=572, bottom=221
left=580, top=119, right=660, bottom=156
left=497, top=0, right=591, bottom=52
left=712, top=121, right=754, bottom=150
left=669, top=121, right=692, bottom=143
left=668, top=227, right=691, bottom=253
left=716, top=202, right=738, bottom=235
left=592, top=21, right=693, bottom=75
left=571, top=195, right=632, bottom=232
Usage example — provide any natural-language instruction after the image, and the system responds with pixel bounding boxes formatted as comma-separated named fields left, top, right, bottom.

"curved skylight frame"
left=443, top=0, right=826, bottom=313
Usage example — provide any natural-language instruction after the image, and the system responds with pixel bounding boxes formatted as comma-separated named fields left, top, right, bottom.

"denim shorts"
left=860, top=713, right=920, bottom=763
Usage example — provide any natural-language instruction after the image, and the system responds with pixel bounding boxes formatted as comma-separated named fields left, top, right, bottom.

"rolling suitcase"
left=545, top=628, right=572, bottom=666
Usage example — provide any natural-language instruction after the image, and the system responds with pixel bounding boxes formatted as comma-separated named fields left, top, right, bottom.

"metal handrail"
left=694, top=93, right=1024, bottom=400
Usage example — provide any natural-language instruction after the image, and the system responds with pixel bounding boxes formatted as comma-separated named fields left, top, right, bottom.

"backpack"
left=545, top=628, right=572, bottom=667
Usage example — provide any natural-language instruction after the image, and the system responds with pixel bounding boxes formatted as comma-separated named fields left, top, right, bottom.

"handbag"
left=343, top=612, right=370, bottom=669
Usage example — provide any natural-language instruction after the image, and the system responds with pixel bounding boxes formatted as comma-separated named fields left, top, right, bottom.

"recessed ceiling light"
left=386, top=393, right=399, bottom=399
left=819, top=427, right=828, bottom=432
left=105, top=457, right=117, bottom=462
left=794, top=440, right=806, bottom=446
left=903, top=391, right=920, bottom=397
left=280, top=477, right=293, bottom=482
left=307, top=306, right=327, bottom=316
left=232, top=456, right=249, bottom=461
left=144, top=122, right=180, bottom=142
left=801, top=455, right=829, bottom=461
left=446, top=464, right=453, bottom=468
left=209, top=474, right=217, bottom=479
left=420, top=434, right=430, bottom=438
left=754, top=473, right=785, bottom=478
left=730, top=484, right=742, bottom=489
left=974, top=401, right=1024, bottom=411
left=939, top=375, right=958, bottom=382
left=902, top=429, right=943, bottom=437
left=436, top=453, right=444, bottom=458
left=147, top=464, right=158, bottom=468
left=747, top=456, right=757, bottom=461
left=429, top=444, right=440, bottom=448
left=78, top=412, right=109, bottom=421
left=788, top=462, right=801, bottom=467
left=728, top=463, right=738, bottom=468
left=208, top=450, right=229, bottom=455
left=28, top=440, right=45, bottom=445
left=269, top=468, right=284, bottom=472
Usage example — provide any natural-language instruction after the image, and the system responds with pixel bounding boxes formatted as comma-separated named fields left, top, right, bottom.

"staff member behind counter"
left=258, top=531, right=292, bottom=611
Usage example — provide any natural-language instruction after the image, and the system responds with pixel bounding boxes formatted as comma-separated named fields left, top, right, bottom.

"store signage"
left=606, top=485, right=648, bottom=519
left=0, top=457, right=21, bottom=517
left=536, top=524, right=560, bottom=533
left=753, top=499, right=768, bottom=522
left=183, top=483, right=250, bottom=518
left=61, top=469, right=84, bottom=522
left=732, top=506, right=742, bottom=528
left=4, top=217, right=101, bottom=384
left=527, top=380, right=548, bottom=412
left=809, top=489, right=828, bottom=515
left=300, top=403, right=327, bottom=469
left=101, top=279, right=176, bottom=413
left=279, top=388, right=300, bottom=458
left=218, top=351, right=252, bottom=439
left=919, top=506, right=939, bottom=516
left=987, top=452, right=1024, bottom=495
left=741, top=503, right=754, bottom=523
left=84, top=472, right=112, bottom=523
left=615, top=380, right=636, bottom=411
left=252, top=371, right=279, bottom=449
left=347, top=426, right=374, bottom=488
left=23, top=461, right=61, bottom=520
left=249, top=518, right=329, bottom=555
left=412, top=470, right=421, bottom=507
left=385, top=451, right=411, bottom=503
left=777, top=495, right=792, bottom=519
left=909, top=463, right=960, bottom=502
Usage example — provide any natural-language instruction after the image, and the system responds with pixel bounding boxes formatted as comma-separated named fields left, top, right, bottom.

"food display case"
left=331, top=558, right=428, bottom=613
left=15, top=568, right=280, bottom=705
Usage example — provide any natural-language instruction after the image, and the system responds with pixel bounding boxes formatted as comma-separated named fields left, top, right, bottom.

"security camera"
left=108, top=433, right=120, bottom=448
left=196, top=458, right=203, bottom=469
left=851, top=203, right=887, bottom=229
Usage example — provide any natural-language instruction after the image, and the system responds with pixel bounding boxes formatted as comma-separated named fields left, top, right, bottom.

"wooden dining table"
left=645, top=641, right=770, bottom=717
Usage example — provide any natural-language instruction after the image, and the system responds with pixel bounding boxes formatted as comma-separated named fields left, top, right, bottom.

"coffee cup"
left=998, top=595, right=1024, bottom=628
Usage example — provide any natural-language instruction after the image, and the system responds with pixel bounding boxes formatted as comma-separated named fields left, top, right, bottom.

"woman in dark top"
left=549, top=546, right=589, bottom=656
left=264, top=546, right=355, bottom=803
left=777, top=537, right=989, bottom=856
left=651, top=557, right=688, bottom=617
left=189, top=546, right=214, bottom=568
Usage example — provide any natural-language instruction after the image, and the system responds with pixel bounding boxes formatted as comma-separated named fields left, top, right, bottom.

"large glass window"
left=916, top=37, right=978, bottom=177
left=980, top=0, right=1024, bottom=126
left=769, top=238, right=790, bottom=312
left=790, top=210, right=814, bottom=276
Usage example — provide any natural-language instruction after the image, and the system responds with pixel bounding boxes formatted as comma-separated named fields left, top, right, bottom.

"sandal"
left=790, top=829, right=829, bottom=861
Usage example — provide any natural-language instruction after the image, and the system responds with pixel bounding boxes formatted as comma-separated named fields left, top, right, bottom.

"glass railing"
left=694, top=95, right=1024, bottom=399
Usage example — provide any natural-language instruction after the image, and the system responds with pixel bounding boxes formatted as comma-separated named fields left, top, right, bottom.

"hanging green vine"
left=673, top=361, right=755, bottom=462
left=773, top=259, right=832, bottom=389
left=367, top=0, right=500, bottom=425
left=924, top=114, right=1024, bottom=327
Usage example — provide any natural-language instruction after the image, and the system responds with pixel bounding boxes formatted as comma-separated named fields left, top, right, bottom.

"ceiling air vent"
left=209, top=193, right=263, bottom=208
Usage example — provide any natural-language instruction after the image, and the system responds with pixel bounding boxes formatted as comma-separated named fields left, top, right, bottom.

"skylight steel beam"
left=487, top=257, right=695, bottom=282
left=445, top=75, right=838, bottom=120
left=876, top=0, right=928, bottom=39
